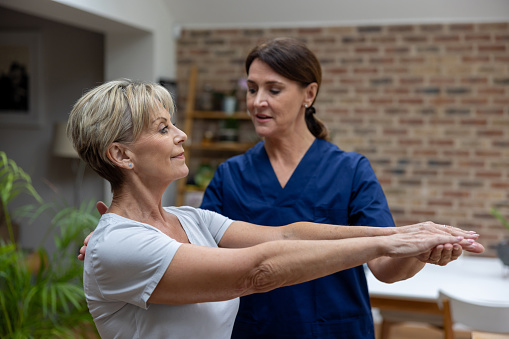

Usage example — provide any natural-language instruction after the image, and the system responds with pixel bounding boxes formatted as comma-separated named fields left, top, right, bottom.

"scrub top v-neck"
left=201, top=138, right=394, bottom=339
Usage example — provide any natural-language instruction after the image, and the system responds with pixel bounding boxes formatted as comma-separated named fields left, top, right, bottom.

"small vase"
left=497, top=240, right=509, bottom=267
left=222, top=96, right=237, bottom=115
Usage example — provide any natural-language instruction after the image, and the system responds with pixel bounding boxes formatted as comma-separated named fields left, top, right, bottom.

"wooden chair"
left=439, top=290, right=509, bottom=334
left=371, top=296, right=454, bottom=339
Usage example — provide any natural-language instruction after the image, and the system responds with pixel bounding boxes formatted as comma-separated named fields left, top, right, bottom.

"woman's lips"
left=255, top=113, right=272, bottom=120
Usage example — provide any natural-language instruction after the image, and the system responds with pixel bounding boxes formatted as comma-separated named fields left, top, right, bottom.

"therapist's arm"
left=220, top=221, right=483, bottom=284
left=367, top=248, right=454, bottom=283
left=219, top=221, right=482, bottom=252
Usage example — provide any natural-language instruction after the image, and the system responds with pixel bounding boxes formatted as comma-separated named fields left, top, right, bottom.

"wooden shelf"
left=176, top=66, right=256, bottom=206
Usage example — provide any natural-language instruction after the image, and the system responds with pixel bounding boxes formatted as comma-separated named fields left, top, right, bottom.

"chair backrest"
left=439, top=290, right=509, bottom=334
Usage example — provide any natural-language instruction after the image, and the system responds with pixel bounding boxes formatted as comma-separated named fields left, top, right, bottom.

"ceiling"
left=162, top=0, right=509, bottom=29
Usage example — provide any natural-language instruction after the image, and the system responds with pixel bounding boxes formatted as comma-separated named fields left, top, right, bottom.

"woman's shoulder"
left=164, top=206, right=231, bottom=223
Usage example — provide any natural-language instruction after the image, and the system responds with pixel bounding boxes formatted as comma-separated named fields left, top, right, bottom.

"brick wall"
left=176, top=23, right=509, bottom=256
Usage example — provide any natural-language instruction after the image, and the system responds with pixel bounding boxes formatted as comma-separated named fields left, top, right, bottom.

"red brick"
left=449, top=24, right=475, bottom=32
left=370, top=36, right=397, bottom=44
left=403, top=35, right=428, bottom=43
left=460, top=98, right=488, bottom=105
left=475, top=171, right=502, bottom=180
left=445, top=45, right=474, bottom=53
left=385, top=46, right=411, bottom=54
left=460, top=118, right=487, bottom=125
left=370, top=98, right=394, bottom=105
left=465, top=34, right=492, bottom=42
left=495, top=34, right=509, bottom=42
left=368, top=57, right=395, bottom=64
left=475, top=150, right=502, bottom=157
left=388, top=25, right=415, bottom=33
left=298, top=27, right=324, bottom=34
left=479, top=23, right=508, bottom=31
left=462, top=56, right=490, bottom=63
left=398, top=138, right=423, bottom=146
left=478, top=44, right=507, bottom=53
left=383, top=128, right=408, bottom=135
left=413, top=149, right=439, bottom=156
left=420, top=24, right=444, bottom=32
left=384, top=88, right=410, bottom=95
left=443, top=191, right=471, bottom=198
left=353, top=67, right=378, bottom=74
left=478, top=87, right=506, bottom=95
left=398, top=98, right=424, bottom=105
left=433, top=35, right=461, bottom=43
left=428, top=199, right=454, bottom=207
left=355, top=47, right=379, bottom=53
left=491, top=181, right=509, bottom=189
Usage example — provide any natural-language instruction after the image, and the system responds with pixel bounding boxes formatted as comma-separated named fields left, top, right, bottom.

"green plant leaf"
left=490, top=207, right=509, bottom=231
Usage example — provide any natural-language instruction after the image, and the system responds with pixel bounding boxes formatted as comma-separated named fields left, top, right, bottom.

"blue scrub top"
left=201, top=139, right=395, bottom=339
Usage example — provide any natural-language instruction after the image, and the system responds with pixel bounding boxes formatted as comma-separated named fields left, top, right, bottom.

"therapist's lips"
left=255, top=113, right=272, bottom=120
left=172, top=152, right=185, bottom=159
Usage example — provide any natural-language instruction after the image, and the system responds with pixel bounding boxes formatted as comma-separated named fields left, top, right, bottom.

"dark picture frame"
left=0, top=31, right=41, bottom=127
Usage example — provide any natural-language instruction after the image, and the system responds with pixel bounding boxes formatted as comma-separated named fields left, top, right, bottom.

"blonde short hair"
left=67, top=79, right=175, bottom=190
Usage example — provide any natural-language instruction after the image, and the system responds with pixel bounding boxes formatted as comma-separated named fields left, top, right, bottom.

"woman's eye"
left=247, top=87, right=256, bottom=94
left=270, top=88, right=281, bottom=95
left=160, top=125, right=169, bottom=134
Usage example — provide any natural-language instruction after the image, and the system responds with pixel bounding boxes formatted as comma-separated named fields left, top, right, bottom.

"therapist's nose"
left=252, top=90, right=269, bottom=110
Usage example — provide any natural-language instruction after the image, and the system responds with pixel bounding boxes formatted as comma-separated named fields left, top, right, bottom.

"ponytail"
left=305, top=106, right=328, bottom=140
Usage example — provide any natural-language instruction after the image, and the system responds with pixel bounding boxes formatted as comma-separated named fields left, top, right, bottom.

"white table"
left=367, top=256, right=509, bottom=338
left=367, top=256, right=509, bottom=305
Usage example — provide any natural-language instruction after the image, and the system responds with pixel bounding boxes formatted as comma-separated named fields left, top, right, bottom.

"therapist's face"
left=246, top=59, right=309, bottom=139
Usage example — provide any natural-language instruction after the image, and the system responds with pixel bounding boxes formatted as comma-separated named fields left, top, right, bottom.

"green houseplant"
left=490, top=206, right=509, bottom=267
left=0, top=151, right=99, bottom=338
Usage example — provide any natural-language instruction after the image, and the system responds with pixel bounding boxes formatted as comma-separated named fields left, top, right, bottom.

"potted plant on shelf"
left=0, top=151, right=99, bottom=338
left=490, top=205, right=509, bottom=267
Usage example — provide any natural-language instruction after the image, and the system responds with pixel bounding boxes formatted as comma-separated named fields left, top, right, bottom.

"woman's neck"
left=109, top=180, right=167, bottom=223
left=264, top=130, right=316, bottom=188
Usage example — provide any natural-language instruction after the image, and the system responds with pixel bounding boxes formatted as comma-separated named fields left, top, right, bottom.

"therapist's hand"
left=416, top=243, right=463, bottom=266
left=397, top=221, right=484, bottom=266
left=77, top=201, right=108, bottom=261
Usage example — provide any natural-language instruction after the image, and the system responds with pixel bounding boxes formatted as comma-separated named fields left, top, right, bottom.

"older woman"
left=69, top=79, right=483, bottom=338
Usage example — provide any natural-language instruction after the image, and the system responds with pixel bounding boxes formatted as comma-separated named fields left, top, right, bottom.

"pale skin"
left=79, top=102, right=484, bottom=306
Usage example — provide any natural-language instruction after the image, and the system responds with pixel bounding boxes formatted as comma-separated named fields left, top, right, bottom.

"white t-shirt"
left=84, top=206, right=239, bottom=339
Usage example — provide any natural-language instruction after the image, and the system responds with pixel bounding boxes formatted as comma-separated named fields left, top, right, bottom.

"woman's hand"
left=395, top=221, right=484, bottom=266
left=77, top=201, right=107, bottom=261
left=78, top=232, right=92, bottom=261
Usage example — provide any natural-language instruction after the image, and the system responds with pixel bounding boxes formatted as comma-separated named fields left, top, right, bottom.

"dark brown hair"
left=245, top=37, right=328, bottom=139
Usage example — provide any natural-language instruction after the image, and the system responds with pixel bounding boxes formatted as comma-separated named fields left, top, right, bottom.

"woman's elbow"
left=242, top=263, right=284, bottom=295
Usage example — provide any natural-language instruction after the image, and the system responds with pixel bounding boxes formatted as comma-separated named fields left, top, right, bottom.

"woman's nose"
left=174, top=127, right=187, bottom=144
left=252, top=91, right=268, bottom=109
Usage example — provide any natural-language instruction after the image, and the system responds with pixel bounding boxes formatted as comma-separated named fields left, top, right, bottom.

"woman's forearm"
left=244, top=231, right=460, bottom=295
left=280, top=222, right=396, bottom=241
left=246, top=237, right=385, bottom=293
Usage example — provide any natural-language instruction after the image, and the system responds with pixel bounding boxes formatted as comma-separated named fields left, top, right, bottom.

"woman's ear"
left=304, top=82, right=318, bottom=106
left=107, top=143, right=132, bottom=169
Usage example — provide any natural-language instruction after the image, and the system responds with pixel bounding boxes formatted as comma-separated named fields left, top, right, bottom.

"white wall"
left=0, top=0, right=178, bottom=251
left=0, top=6, right=105, bottom=250
left=0, top=0, right=176, bottom=80
left=165, top=0, right=509, bottom=29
